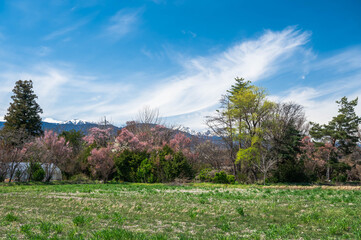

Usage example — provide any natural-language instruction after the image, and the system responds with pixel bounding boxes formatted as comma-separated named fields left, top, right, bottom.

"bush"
left=70, top=173, right=91, bottom=183
left=226, top=174, right=235, bottom=184
left=114, top=145, right=194, bottom=183
left=137, top=158, right=155, bottom=183
left=155, top=145, right=194, bottom=182
left=29, top=163, right=45, bottom=182
left=114, top=150, right=148, bottom=182
left=212, top=171, right=235, bottom=184
left=197, top=168, right=212, bottom=181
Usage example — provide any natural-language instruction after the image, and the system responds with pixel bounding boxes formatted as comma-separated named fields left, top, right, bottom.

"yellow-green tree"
left=230, top=83, right=276, bottom=182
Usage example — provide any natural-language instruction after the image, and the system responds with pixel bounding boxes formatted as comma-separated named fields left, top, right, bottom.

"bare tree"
left=205, top=95, right=238, bottom=175
left=0, top=128, right=29, bottom=182
left=195, top=140, right=231, bottom=170
left=268, top=102, right=307, bottom=141
left=255, top=150, right=278, bottom=185
left=136, top=106, right=162, bottom=125
left=0, top=144, right=24, bottom=182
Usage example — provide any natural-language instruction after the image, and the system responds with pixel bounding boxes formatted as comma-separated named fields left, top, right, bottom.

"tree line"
left=0, top=79, right=360, bottom=184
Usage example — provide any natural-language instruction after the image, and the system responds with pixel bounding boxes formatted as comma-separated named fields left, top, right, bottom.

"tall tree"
left=310, top=96, right=361, bottom=155
left=3, top=80, right=43, bottom=137
left=310, top=96, right=360, bottom=181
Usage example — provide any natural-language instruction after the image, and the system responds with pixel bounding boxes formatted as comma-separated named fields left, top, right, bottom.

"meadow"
left=0, top=183, right=360, bottom=239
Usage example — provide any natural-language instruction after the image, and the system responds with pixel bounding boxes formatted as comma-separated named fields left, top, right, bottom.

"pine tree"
left=3, top=80, right=43, bottom=137
left=310, top=96, right=361, bottom=155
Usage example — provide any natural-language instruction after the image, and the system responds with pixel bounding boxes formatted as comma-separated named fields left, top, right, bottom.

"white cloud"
left=0, top=27, right=312, bottom=129
left=271, top=47, right=361, bottom=125
left=106, top=9, right=141, bottom=39
left=2, top=26, right=359, bottom=131
left=43, top=18, right=91, bottom=41
left=106, top=27, right=310, bottom=119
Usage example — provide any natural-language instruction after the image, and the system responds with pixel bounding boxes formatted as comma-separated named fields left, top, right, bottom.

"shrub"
left=114, top=150, right=148, bottom=182
left=28, top=162, right=45, bottom=182
left=70, top=173, right=90, bottom=183
left=213, top=171, right=228, bottom=183
left=155, top=145, right=194, bottom=182
left=226, top=174, right=235, bottom=184
left=114, top=145, right=194, bottom=183
left=197, top=168, right=212, bottom=181
left=212, top=171, right=235, bottom=184
left=136, top=158, right=155, bottom=183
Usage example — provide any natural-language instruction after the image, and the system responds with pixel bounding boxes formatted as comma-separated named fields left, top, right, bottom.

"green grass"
left=0, top=183, right=360, bottom=239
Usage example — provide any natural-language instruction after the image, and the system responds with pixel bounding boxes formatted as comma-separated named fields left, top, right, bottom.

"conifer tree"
left=3, top=80, right=43, bottom=137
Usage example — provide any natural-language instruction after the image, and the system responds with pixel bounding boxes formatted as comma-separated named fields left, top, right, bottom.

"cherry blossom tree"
left=26, top=130, right=72, bottom=182
left=87, top=145, right=115, bottom=182
left=83, top=127, right=112, bottom=147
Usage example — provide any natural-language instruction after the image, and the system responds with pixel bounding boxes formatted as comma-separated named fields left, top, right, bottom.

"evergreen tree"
left=272, top=126, right=307, bottom=182
left=310, top=96, right=361, bottom=155
left=3, top=80, right=43, bottom=137
left=310, top=96, right=360, bottom=181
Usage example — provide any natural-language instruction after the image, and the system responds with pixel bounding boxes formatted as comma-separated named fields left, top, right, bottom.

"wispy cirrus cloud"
left=2, top=26, right=359, bottom=130
left=108, top=27, right=310, bottom=118
left=105, top=9, right=142, bottom=39
left=0, top=27, right=312, bottom=127
left=271, top=46, right=361, bottom=125
left=43, top=18, right=91, bottom=41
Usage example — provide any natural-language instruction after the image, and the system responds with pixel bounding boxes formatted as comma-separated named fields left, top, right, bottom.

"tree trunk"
left=263, top=171, right=266, bottom=185
left=326, top=164, right=330, bottom=181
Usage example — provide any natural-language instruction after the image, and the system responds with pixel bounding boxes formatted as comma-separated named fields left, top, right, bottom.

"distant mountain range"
left=0, top=119, right=121, bottom=133
left=0, top=119, right=221, bottom=141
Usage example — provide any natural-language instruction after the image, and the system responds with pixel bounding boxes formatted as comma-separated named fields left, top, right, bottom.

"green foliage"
left=272, top=126, right=308, bottom=183
left=3, top=80, right=43, bottom=137
left=114, top=150, right=148, bottom=182
left=227, top=77, right=251, bottom=96
left=310, top=96, right=361, bottom=155
left=136, top=158, right=155, bottom=183
left=114, top=145, right=194, bottom=183
left=226, top=174, right=236, bottom=184
left=29, top=162, right=45, bottom=182
left=77, top=142, right=97, bottom=177
left=70, top=173, right=91, bottom=183
left=197, top=168, right=212, bottom=181
left=331, top=162, right=351, bottom=182
left=212, top=171, right=235, bottom=184
left=157, top=146, right=194, bottom=182
left=60, top=129, right=84, bottom=155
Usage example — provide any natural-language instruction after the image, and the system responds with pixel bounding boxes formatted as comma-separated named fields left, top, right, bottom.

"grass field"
left=0, top=183, right=360, bottom=239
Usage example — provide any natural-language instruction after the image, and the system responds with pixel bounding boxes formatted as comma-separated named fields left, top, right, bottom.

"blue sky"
left=0, top=0, right=360, bottom=130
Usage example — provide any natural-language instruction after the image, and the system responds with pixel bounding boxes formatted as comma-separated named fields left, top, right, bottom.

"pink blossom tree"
left=83, top=127, right=112, bottom=147
left=114, top=128, right=148, bottom=152
left=26, top=130, right=72, bottom=181
left=169, top=133, right=196, bottom=160
left=87, top=145, right=115, bottom=182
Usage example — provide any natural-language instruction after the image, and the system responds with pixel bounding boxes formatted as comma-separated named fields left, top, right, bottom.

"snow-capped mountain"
left=61, top=119, right=91, bottom=125
left=0, top=118, right=120, bottom=133
left=43, top=118, right=91, bottom=125
left=41, top=118, right=120, bottom=133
